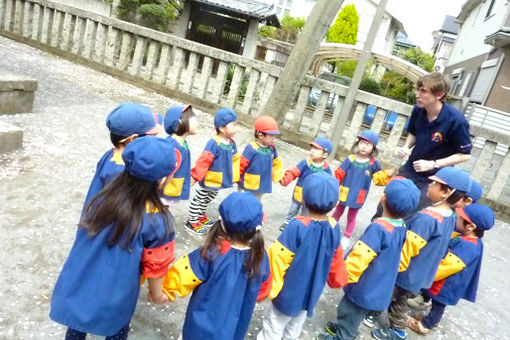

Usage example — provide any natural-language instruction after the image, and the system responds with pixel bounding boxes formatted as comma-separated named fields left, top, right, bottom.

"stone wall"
left=2, top=0, right=510, bottom=215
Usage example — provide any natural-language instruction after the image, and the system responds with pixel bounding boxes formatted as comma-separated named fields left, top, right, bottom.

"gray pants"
left=283, top=199, right=309, bottom=225
left=388, top=286, right=413, bottom=331
left=335, top=296, right=368, bottom=340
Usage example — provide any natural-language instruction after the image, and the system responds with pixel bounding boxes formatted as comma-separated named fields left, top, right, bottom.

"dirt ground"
left=0, top=35, right=509, bottom=339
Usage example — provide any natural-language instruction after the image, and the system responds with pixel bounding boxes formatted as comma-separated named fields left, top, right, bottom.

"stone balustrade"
left=1, top=0, right=510, bottom=215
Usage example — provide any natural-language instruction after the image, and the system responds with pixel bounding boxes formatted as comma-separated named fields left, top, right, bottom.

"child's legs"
left=332, top=203, right=345, bottom=221
left=105, top=324, right=130, bottom=340
left=284, top=200, right=303, bottom=225
left=282, top=310, right=307, bottom=340
left=388, top=286, right=412, bottom=331
left=335, top=296, right=367, bottom=340
left=344, top=207, right=359, bottom=238
left=65, top=328, right=86, bottom=340
left=421, top=300, right=446, bottom=329
left=257, top=303, right=292, bottom=340
left=188, top=186, right=218, bottom=223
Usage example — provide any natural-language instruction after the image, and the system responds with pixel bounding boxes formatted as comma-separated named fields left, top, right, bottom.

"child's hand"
left=387, top=167, right=398, bottom=177
left=279, top=179, right=286, bottom=186
left=148, top=290, right=170, bottom=305
left=190, top=177, right=197, bottom=186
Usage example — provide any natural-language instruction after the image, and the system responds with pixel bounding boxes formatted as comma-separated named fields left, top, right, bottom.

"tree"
left=258, top=14, right=306, bottom=44
left=114, top=0, right=182, bottom=31
left=326, top=4, right=358, bottom=44
left=380, top=47, right=435, bottom=104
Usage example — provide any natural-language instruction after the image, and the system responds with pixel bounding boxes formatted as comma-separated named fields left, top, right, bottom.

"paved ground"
left=0, top=35, right=509, bottom=340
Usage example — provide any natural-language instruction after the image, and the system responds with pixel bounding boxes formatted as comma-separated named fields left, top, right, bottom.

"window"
left=277, top=7, right=282, bottom=15
left=284, top=9, right=290, bottom=15
left=286, top=0, right=293, bottom=7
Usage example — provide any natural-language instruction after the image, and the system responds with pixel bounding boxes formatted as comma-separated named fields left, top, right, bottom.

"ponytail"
left=244, top=229, right=265, bottom=278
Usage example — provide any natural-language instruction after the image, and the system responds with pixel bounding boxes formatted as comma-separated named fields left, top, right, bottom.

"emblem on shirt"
left=431, top=132, right=443, bottom=143
left=365, top=170, right=370, bottom=176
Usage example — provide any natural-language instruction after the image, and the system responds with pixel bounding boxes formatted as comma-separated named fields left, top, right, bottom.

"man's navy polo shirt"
left=403, top=103, right=472, bottom=179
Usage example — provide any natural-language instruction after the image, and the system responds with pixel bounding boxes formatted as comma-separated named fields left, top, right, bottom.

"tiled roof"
left=440, top=15, right=460, bottom=35
left=192, top=0, right=276, bottom=19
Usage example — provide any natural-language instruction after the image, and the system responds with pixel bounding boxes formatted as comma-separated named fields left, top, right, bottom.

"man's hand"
left=397, top=146, right=412, bottom=159
left=413, top=159, right=435, bottom=173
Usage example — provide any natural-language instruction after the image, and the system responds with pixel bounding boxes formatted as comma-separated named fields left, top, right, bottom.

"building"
left=392, top=31, right=417, bottom=58
left=431, top=15, right=460, bottom=73
left=445, top=0, right=510, bottom=112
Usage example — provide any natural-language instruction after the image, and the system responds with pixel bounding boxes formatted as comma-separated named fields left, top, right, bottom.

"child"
left=82, top=102, right=162, bottom=210
left=239, top=115, right=284, bottom=200
left=50, top=136, right=177, bottom=339
left=162, top=192, right=271, bottom=340
left=258, top=172, right=348, bottom=340
left=186, top=108, right=240, bottom=235
left=280, top=137, right=333, bottom=230
left=372, top=166, right=471, bottom=340
left=332, top=130, right=396, bottom=250
left=407, top=203, right=495, bottom=335
left=316, top=177, right=420, bottom=340
left=161, top=104, right=198, bottom=204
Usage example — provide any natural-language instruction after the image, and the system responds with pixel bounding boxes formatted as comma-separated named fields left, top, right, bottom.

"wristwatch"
left=433, top=160, right=440, bottom=169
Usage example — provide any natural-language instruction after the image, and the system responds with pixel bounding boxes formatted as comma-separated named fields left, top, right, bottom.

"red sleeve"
left=191, top=151, right=215, bottom=182
left=327, top=245, right=348, bottom=288
left=257, top=271, right=273, bottom=302
left=171, top=148, right=182, bottom=178
left=239, top=155, right=250, bottom=176
left=334, top=167, right=346, bottom=184
left=282, top=166, right=301, bottom=186
left=141, top=240, right=175, bottom=278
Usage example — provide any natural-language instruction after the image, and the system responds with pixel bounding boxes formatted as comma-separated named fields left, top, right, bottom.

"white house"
left=431, top=15, right=460, bottom=73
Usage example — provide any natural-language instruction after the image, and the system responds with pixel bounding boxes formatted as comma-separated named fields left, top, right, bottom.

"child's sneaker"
left=185, top=221, right=207, bottom=235
left=325, top=321, right=337, bottom=335
left=198, top=214, right=214, bottom=227
left=407, top=318, right=431, bottom=335
left=363, top=313, right=377, bottom=328
left=341, top=236, right=351, bottom=251
left=407, top=294, right=432, bottom=310
left=372, top=327, right=407, bottom=340
left=279, top=223, right=287, bottom=231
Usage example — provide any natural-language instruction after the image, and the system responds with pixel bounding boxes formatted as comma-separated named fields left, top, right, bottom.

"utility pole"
left=329, top=0, right=389, bottom=158
left=262, top=0, right=345, bottom=123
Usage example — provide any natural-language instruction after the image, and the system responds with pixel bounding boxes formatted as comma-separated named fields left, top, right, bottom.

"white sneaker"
left=341, top=236, right=351, bottom=251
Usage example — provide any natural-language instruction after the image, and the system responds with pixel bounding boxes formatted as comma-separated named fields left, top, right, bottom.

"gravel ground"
left=0, top=35, right=509, bottom=340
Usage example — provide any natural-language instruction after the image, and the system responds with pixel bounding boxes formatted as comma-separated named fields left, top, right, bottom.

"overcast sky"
left=386, top=0, right=467, bottom=51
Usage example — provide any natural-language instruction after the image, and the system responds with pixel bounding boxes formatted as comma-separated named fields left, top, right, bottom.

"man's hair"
left=416, top=72, right=451, bottom=102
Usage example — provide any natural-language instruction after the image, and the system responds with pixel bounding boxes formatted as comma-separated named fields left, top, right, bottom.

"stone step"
left=0, top=120, right=23, bottom=153
left=0, top=68, right=38, bottom=114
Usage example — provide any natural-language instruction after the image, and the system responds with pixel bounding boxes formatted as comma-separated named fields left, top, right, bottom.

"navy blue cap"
left=219, top=192, right=264, bottom=232
left=214, top=108, right=237, bottom=128
left=302, top=172, right=339, bottom=211
left=456, top=203, right=494, bottom=231
left=429, top=166, right=471, bottom=193
left=467, top=178, right=482, bottom=202
left=310, top=137, right=333, bottom=154
left=385, top=177, right=420, bottom=215
left=106, top=102, right=162, bottom=137
left=358, top=130, right=379, bottom=146
left=122, top=136, right=176, bottom=182
left=164, top=104, right=191, bottom=134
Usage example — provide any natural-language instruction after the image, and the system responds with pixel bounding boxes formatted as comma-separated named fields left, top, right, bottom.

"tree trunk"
left=262, top=0, right=345, bottom=123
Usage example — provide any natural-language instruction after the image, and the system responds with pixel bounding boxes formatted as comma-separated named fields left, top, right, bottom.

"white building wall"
left=448, top=0, right=509, bottom=66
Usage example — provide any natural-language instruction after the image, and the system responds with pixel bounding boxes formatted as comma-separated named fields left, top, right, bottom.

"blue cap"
left=310, top=137, right=333, bottom=154
left=429, top=167, right=472, bottom=193
left=358, top=130, right=379, bottom=146
left=302, top=172, right=339, bottom=211
left=456, top=203, right=494, bottom=231
left=164, top=105, right=191, bottom=134
left=106, top=102, right=162, bottom=137
left=467, top=178, right=482, bottom=202
left=385, top=177, right=420, bottom=215
left=214, top=108, right=237, bottom=128
left=219, top=192, right=264, bottom=232
left=122, top=136, right=176, bottom=182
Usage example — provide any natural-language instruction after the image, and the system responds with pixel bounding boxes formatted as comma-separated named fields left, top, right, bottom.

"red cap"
left=255, top=115, right=280, bottom=134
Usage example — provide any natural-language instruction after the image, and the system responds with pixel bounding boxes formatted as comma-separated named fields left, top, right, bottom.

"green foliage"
left=360, top=77, right=381, bottom=95
left=335, top=60, right=358, bottom=78
left=326, top=4, right=358, bottom=44
left=380, top=47, right=434, bottom=104
left=138, top=4, right=167, bottom=30
left=117, top=0, right=181, bottom=31
left=257, top=14, right=306, bottom=43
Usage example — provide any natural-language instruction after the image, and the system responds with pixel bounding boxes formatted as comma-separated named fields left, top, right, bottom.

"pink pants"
left=332, top=204, right=359, bottom=238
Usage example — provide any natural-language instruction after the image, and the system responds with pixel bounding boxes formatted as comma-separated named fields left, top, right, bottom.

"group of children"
left=49, top=102, right=495, bottom=340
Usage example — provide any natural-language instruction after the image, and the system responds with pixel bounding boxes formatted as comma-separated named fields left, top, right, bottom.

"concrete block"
left=0, top=69, right=38, bottom=114
left=0, top=120, right=23, bottom=153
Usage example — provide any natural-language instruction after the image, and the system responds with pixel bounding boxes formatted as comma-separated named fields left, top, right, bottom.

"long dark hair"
left=80, top=171, right=172, bottom=250
left=200, top=221, right=265, bottom=278
left=174, top=107, right=196, bottom=136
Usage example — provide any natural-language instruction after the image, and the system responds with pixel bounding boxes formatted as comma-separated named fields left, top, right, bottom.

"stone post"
left=242, top=19, right=259, bottom=59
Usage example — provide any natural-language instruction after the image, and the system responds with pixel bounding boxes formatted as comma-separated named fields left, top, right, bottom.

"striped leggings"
left=188, top=186, right=218, bottom=223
